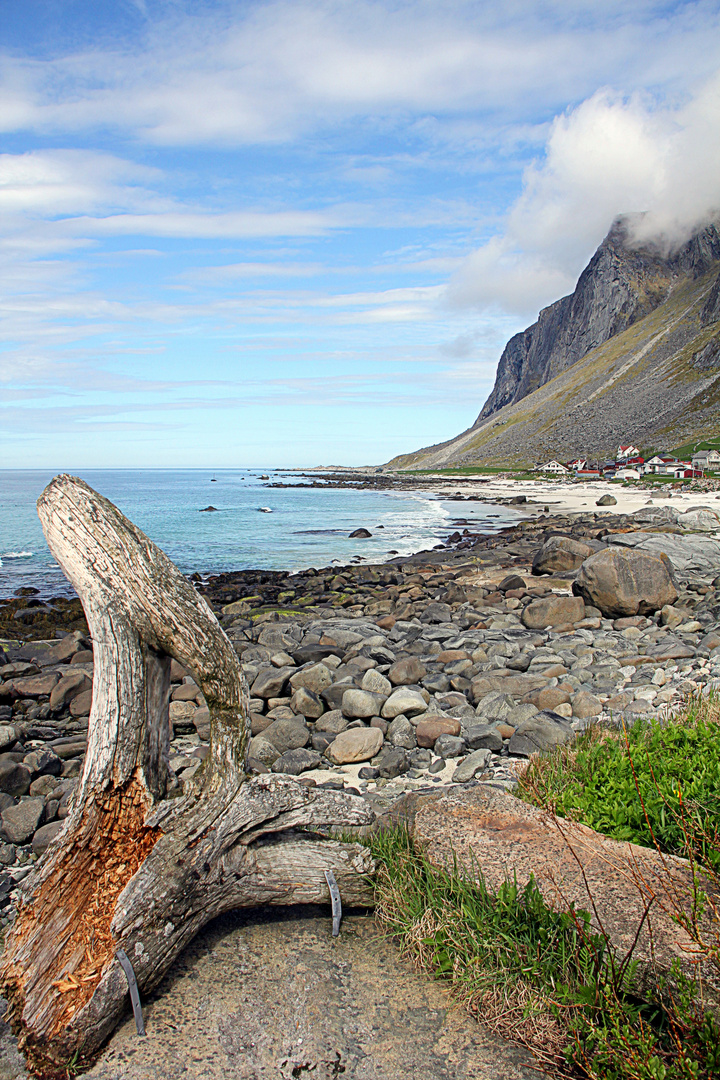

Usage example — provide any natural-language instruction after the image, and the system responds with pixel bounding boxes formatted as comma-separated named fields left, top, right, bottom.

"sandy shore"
left=418, top=475, right=720, bottom=519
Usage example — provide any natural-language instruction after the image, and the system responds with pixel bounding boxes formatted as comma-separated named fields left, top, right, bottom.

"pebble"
left=1, top=499, right=719, bottom=930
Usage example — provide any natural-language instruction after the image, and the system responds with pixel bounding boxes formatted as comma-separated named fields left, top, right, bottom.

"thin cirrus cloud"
left=2, top=2, right=719, bottom=145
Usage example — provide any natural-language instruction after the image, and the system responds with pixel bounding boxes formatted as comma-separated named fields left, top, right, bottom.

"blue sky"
left=2, top=0, right=720, bottom=468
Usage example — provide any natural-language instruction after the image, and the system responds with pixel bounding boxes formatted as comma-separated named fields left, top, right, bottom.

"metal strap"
left=324, top=869, right=342, bottom=937
left=116, top=949, right=146, bottom=1036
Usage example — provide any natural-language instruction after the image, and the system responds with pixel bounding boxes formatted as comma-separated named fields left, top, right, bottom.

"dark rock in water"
left=199, top=506, right=218, bottom=512
left=349, top=528, right=372, bottom=538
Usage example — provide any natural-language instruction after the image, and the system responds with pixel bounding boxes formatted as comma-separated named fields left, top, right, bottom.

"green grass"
left=670, top=437, right=720, bottom=459
left=517, top=700, right=720, bottom=871
left=368, top=827, right=719, bottom=1079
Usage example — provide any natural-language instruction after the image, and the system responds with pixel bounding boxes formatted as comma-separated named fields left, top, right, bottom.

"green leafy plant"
left=516, top=698, right=720, bottom=871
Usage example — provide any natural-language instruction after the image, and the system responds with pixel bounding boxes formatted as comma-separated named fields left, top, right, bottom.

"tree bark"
left=0, top=476, right=375, bottom=1077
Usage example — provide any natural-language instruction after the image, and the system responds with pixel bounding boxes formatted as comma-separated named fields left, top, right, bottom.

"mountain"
left=388, top=217, right=720, bottom=470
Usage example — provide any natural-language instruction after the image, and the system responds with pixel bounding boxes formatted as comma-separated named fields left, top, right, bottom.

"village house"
left=691, top=449, right=720, bottom=471
left=617, top=444, right=641, bottom=460
left=536, top=460, right=569, bottom=474
left=645, top=454, right=676, bottom=474
left=576, top=467, right=601, bottom=478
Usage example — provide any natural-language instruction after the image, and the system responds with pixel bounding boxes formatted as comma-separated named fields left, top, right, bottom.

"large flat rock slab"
left=0, top=906, right=537, bottom=1080
left=402, top=786, right=719, bottom=1004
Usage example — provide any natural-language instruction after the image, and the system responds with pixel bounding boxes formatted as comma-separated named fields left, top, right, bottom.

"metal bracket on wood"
left=324, top=869, right=342, bottom=937
left=116, top=949, right=146, bottom=1036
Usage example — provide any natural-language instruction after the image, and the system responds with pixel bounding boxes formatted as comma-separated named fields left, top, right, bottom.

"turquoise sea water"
left=0, top=470, right=521, bottom=598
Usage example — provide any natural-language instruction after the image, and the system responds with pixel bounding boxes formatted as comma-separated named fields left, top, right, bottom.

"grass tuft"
left=516, top=695, right=720, bottom=871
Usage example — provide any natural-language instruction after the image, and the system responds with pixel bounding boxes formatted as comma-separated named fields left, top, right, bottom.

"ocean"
left=0, top=470, right=521, bottom=598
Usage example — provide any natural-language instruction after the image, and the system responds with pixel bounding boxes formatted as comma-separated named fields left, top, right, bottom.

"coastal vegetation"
left=370, top=694, right=720, bottom=1079
left=517, top=698, right=720, bottom=870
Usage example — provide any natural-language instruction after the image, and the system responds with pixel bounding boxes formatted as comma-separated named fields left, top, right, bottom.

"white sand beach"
left=421, top=476, right=720, bottom=517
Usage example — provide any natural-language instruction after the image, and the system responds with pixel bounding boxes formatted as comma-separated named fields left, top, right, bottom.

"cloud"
left=0, top=150, right=162, bottom=215
left=66, top=209, right=334, bottom=239
left=2, top=2, right=720, bottom=146
left=448, top=68, right=720, bottom=318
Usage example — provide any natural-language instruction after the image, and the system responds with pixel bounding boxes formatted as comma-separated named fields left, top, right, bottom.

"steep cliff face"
left=476, top=217, right=720, bottom=423
left=387, top=218, right=720, bottom=471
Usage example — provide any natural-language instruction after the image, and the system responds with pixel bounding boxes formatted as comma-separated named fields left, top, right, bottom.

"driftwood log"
left=0, top=476, right=375, bottom=1077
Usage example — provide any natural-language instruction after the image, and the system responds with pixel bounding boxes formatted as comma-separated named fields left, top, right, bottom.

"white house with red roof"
left=617, top=444, right=641, bottom=460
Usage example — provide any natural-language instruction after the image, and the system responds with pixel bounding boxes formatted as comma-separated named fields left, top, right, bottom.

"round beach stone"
left=23, top=749, right=62, bottom=778
left=271, top=748, right=322, bottom=775
left=372, top=745, right=409, bottom=779
left=571, top=690, right=602, bottom=719
left=381, top=688, right=427, bottom=720
left=522, top=595, right=585, bottom=629
left=250, top=666, right=294, bottom=699
left=49, top=671, right=91, bottom=711
left=416, top=717, right=461, bottom=749
left=361, top=668, right=392, bottom=696
left=193, top=706, right=211, bottom=740
left=465, top=724, right=503, bottom=752
left=32, top=819, right=65, bottom=855
left=434, top=734, right=466, bottom=759
left=0, top=726, right=18, bottom=753
left=69, top=689, right=93, bottom=717
left=573, top=548, right=678, bottom=618
left=506, top=703, right=538, bottom=727
left=1, top=797, right=44, bottom=844
left=388, top=657, right=427, bottom=686
left=289, top=663, right=333, bottom=695
left=475, top=691, right=515, bottom=721
left=0, top=763, right=31, bottom=798
left=290, top=686, right=324, bottom=719
left=532, top=535, right=595, bottom=575
left=387, top=715, right=416, bottom=750
left=171, top=681, right=201, bottom=703
left=324, top=726, right=384, bottom=765
left=262, top=718, right=309, bottom=753
left=453, top=749, right=492, bottom=783
left=342, top=689, right=387, bottom=719
left=247, top=735, right=281, bottom=767
left=527, top=686, right=571, bottom=711
left=314, top=710, right=348, bottom=735
left=508, top=711, right=574, bottom=757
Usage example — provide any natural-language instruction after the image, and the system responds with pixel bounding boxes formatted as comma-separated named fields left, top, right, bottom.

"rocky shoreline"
left=1, top=496, right=720, bottom=934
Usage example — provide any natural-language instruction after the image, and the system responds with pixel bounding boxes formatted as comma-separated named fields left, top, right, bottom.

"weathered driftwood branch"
left=0, top=476, right=374, bottom=1077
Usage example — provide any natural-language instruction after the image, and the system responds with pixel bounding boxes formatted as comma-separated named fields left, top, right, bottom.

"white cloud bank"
left=2, top=1, right=719, bottom=146
left=448, top=69, right=720, bottom=318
